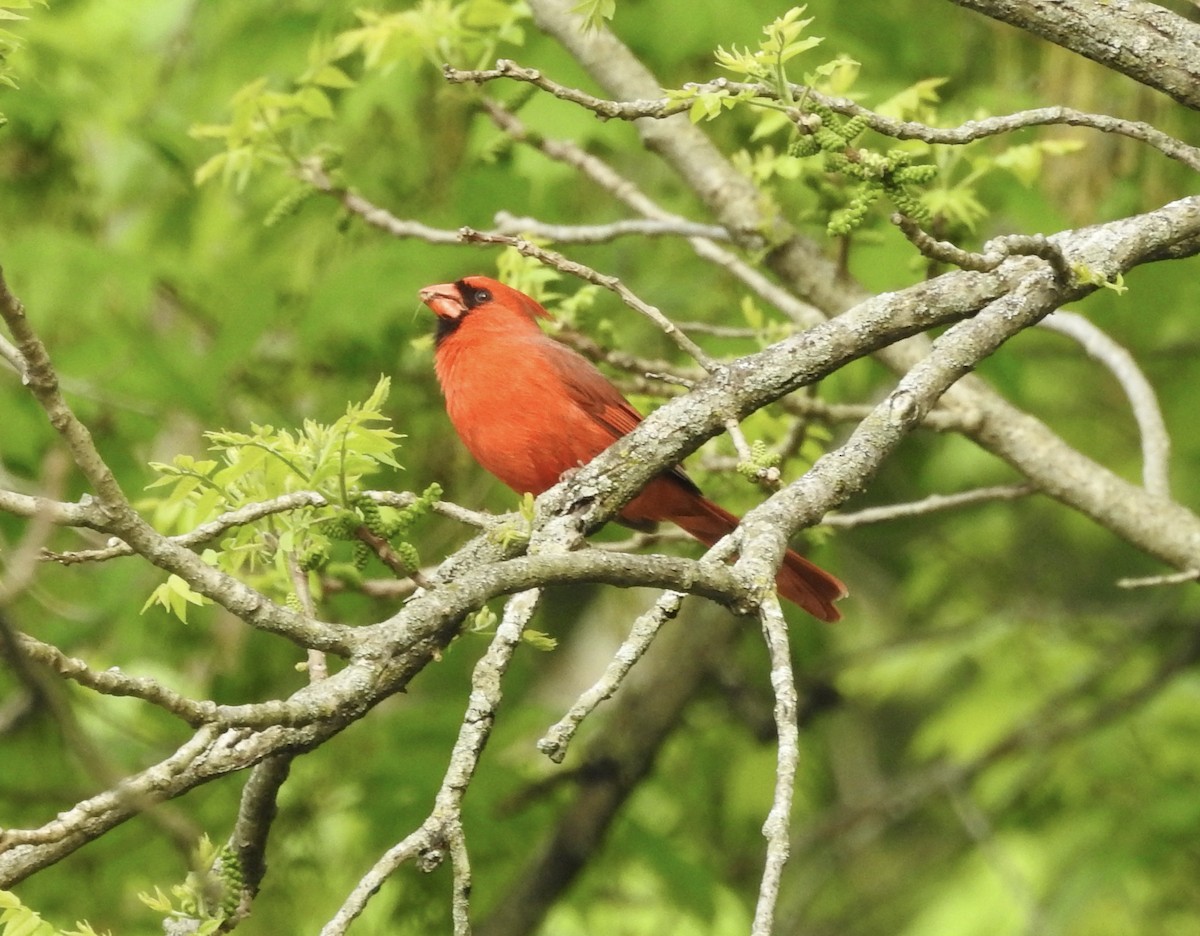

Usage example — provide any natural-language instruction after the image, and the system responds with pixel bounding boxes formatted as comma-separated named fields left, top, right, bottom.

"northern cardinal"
left=419, top=275, right=847, bottom=621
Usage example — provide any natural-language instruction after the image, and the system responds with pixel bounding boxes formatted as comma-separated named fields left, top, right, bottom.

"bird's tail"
left=672, top=496, right=847, bottom=622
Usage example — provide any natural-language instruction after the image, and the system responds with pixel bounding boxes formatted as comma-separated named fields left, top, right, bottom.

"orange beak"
left=419, top=283, right=467, bottom=320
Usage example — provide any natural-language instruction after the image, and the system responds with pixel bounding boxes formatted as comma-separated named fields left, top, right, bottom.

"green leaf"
left=994, top=139, right=1085, bottom=186
left=571, top=0, right=615, bottom=30
left=296, top=86, right=334, bottom=119
left=0, top=891, right=55, bottom=936
left=922, top=185, right=988, bottom=230
left=308, top=64, right=356, bottom=89
left=523, top=630, right=558, bottom=651
left=874, top=76, right=948, bottom=120
left=141, top=575, right=210, bottom=624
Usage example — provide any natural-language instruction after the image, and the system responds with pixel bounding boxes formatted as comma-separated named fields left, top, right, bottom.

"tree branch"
left=456, top=228, right=717, bottom=368
left=323, top=589, right=542, bottom=935
left=537, top=589, right=689, bottom=763
left=1038, top=311, right=1172, bottom=497
left=493, top=211, right=730, bottom=243
left=12, top=631, right=220, bottom=727
left=518, top=0, right=1200, bottom=586
left=477, top=605, right=743, bottom=936
left=752, top=595, right=800, bottom=936
left=0, top=269, right=360, bottom=656
left=826, top=484, right=1035, bottom=528
left=222, top=753, right=294, bottom=927
left=446, top=61, right=1200, bottom=171
left=944, top=0, right=1200, bottom=110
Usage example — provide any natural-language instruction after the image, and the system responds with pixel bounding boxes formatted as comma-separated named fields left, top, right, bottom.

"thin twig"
left=0, top=722, right=222, bottom=854
left=494, top=211, right=730, bottom=243
left=288, top=550, right=327, bottom=682
left=0, top=269, right=130, bottom=509
left=1039, top=311, right=1172, bottom=497
left=352, top=523, right=434, bottom=591
left=895, top=216, right=1073, bottom=283
left=46, top=491, right=334, bottom=564
left=1117, top=568, right=1200, bottom=589
left=824, top=485, right=1036, bottom=528
left=752, top=594, right=800, bottom=936
left=445, top=62, right=1200, bottom=171
left=893, top=214, right=1001, bottom=271
left=301, top=156, right=720, bottom=371
left=45, top=490, right=492, bottom=565
left=0, top=450, right=69, bottom=604
left=12, top=631, right=220, bottom=726
left=723, top=417, right=783, bottom=490
left=321, top=589, right=541, bottom=935
left=456, top=227, right=718, bottom=369
left=480, top=98, right=830, bottom=331
left=537, top=590, right=686, bottom=763
left=0, top=487, right=100, bottom=528
left=0, top=332, right=25, bottom=379
left=9, top=630, right=396, bottom=732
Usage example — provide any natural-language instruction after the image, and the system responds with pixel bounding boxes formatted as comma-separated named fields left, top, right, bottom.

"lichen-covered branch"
left=477, top=606, right=744, bottom=936
left=752, top=595, right=800, bottom=936
left=444, top=62, right=1200, bottom=171
left=944, top=0, right=1200, bottom=110
left=322, top=589, right=541, bottom=935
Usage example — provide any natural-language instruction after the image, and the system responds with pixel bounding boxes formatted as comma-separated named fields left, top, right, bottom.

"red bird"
left=419, top=275, right=847, bottom=621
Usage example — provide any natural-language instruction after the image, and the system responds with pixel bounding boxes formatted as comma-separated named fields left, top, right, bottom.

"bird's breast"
left=435, top=335, right=614, bottom=496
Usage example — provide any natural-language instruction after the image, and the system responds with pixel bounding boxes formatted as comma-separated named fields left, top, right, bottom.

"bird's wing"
left=540, top=337, right=701, bottom=495
left=540, top=338, right=643, bottom=437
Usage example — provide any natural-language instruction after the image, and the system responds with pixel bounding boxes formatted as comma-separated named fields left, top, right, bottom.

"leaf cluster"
left=668, top=7, right=1089, bottom=241
left=192, top=0, right=528, bottom=192
left=141, top=377, right=420, bottom=620
left=0, top=0, right=45, bottom=104
left=138, top=837, right=236, bottom=936
left=0, top=890, right=106, bottom=936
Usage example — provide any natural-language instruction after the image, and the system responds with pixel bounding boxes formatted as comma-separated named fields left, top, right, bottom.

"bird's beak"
left=419, top=283, right=466, bottom=320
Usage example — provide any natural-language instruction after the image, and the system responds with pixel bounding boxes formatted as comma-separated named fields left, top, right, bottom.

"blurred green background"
left=1, top=0, right=1198, bottom=933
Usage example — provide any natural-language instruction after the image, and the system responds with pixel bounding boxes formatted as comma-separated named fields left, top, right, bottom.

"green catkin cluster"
left=298, top=542, right=328, bottom=572
left=374, top=484, right=442, bottom=573
left=308, top=485, right=444, bottom=574
left=791, top=104, right=936, bottom=234
left=214, top=845, right=244, bottom=917
left=354, top=495, right=385, bottom=536
left=391, top=541, right=420, bottom=574
left=263, top=184, right=315, bottom=227
left=736, top=439, right=782, bottom=481
left=351, top=483, right=441, bottom=539
left=390, top=482, right=443, bottom=536
left=352, top=540, right=372, bottom=570
left=323, top=510, right=361, bottom=540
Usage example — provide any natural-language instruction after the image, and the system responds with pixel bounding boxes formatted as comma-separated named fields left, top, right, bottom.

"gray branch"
left=944, top=0, right=1200, bottom=110
left=1038, top=311, right=1172, bottom=496
left=446, top=61, right=1200, bottom=171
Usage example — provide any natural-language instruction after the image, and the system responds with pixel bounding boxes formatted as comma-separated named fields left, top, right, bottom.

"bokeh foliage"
left=1, top=1, right=1198, bottom=934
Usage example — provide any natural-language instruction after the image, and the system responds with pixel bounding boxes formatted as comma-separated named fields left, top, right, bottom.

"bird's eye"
left=452, top=280, right=494, bottom=310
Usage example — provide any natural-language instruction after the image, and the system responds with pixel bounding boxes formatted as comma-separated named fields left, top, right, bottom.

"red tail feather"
left=664, top=493, right=847, bottom=622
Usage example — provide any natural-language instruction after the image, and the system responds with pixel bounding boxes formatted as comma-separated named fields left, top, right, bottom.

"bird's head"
left=419, top=276, right=551, bottom=346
